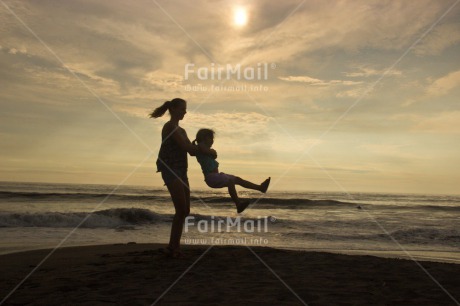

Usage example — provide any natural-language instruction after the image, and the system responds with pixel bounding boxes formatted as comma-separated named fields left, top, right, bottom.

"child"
left=193, top=128, right=270, bottom=213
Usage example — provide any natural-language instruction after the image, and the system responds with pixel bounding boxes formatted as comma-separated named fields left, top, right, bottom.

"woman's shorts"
left=160, top=167, right=189, bottom=187
left=204, top=172, right=236, bottom=189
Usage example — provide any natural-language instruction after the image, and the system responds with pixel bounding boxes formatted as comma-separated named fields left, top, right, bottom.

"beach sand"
left=1, top=243, right=459, bottom=305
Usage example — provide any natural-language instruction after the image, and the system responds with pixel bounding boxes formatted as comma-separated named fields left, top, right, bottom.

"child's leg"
left=227, top=180, right=240, bottom=204
left=234, top=176, right=271, bottom=193
left=227, top=180, right=250, bottom=213
left=234, top=177, right=260, bottom=191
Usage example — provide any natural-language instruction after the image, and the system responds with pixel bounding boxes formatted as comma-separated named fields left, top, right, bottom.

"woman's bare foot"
left=170, top=250, right=188, bottom=259
left=236, top=200, right=251, bottom=213
left=260, top=177, right=271, bottom=193
left=159, top=246, right=187, bottom=259
left=158, top=246, right=173, bottom=256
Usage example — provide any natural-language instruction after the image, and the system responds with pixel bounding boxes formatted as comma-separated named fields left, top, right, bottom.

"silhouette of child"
left=193, top=128, right=270, bottom=213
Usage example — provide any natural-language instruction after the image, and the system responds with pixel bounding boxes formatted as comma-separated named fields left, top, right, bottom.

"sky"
left=1, top=0, right=459, bottom=194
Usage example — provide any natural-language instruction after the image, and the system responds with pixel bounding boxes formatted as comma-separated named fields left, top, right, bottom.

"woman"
left=150, top=98, right=216, bottom=258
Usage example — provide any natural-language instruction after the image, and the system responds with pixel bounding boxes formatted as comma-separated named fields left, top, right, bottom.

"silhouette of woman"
left=149, top=98, right=216, bottom=258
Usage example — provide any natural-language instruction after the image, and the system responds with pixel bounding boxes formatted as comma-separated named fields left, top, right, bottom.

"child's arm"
left=198, top=142, right=217, bottom=159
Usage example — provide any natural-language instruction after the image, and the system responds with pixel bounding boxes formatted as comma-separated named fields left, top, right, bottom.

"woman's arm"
left=169, top=127, right=198, bottom=155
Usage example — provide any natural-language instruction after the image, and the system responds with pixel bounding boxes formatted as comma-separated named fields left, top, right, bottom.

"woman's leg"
left=184, top=177, right=191, bottom=219
left=166, top=178, right=190, bottom=252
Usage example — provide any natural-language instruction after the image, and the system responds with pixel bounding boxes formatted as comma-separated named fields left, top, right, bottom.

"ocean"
left=0, top=181, right=459, bottom=263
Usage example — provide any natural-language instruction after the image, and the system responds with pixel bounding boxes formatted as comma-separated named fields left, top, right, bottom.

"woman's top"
left=156, top=128, right=188, bottom=173
left=196, top=153, right=219, bottom=174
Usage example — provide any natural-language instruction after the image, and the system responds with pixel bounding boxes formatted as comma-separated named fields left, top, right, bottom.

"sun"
left=233, top=6, right=248, bottom=27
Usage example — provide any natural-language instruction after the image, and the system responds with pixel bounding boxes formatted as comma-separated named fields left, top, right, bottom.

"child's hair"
left=149, top=98, right=186, bottom=118
left=193, top=128, right=215, bottom=145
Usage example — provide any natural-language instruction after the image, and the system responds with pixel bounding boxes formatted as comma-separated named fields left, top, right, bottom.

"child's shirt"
left=196, top=153, right=219, bottom=174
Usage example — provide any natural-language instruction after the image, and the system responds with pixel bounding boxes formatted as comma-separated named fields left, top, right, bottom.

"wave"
left=283, top=227, right=460, bottom=244
left=201, top=197, right=356, bottom=207
left=0, top=208, right=280, bottom=229
left=391, top=204, right=460, bottom=212
left=203, top=198, right=460, bottom=211
left=382, top=228, right=460, bottom=243
left=0, top=190, right=358, bottom=206
left=0, top=191, right=167, bottom=203
left=2, top=191, right=460, bottom=211
left=0, top=208, right=165, bottom=228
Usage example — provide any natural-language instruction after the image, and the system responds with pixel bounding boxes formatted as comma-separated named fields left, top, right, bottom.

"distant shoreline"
left=1, top=180, right=460, bottom=197
left=2, top=243, right=460, bottom=264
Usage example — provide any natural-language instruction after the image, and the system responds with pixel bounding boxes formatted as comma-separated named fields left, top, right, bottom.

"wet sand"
left=1, top=243, right=459, bottom=305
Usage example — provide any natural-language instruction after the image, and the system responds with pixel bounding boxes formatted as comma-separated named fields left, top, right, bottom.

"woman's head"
left=149, top=98, right=187, bottom=120
left=194, top=128, right=215, bottom=147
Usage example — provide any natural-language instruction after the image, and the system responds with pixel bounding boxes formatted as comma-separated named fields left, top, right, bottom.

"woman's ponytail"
left=149, top=98, right=186, bottom=118
left=149, top=101, right=171, bottom=118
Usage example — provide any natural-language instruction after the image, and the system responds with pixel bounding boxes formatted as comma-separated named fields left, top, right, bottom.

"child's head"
left=195, top=128, right=215, bottom=147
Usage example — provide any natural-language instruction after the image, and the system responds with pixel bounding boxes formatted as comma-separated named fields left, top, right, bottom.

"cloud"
left=360, top=143, right=421, bottom=163
left=182, top=111, right=277, bottom=156
left=268, top=134, right=323, bottom=153
left=426, top=70, right=460, bottom=96
left=182, top=111, right=324, bottom=157
left=1, top=1, right=169, bottom=92
left=1, top=0, right=459, bottom=193
left=344, top=66, right=402, bottom=78
left=279, top=74, right=366, bottom=99
left=362, top=143, right=410, bottom=155
left=143, top=71, right=184, bottom=91
left=412, top=111, right=460, bottom=134
left=0, top=45, right=28, bottom=56
left=414, top=23, right=460, bottom=56
left=234, top=0, right=450, bottom=65
left=183, top=111, right=271, bottom=139
left=393, top=111, right=460, bottom=134
left=279, top=75, right=362, bottom=86
left=335, top=87, right=367, bottom=98
left=112, top=71, right=185, bottom=101
left=111, top=105, right=151, bottom=119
